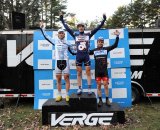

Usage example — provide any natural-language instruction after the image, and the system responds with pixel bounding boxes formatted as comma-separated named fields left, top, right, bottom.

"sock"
left=99, top=97, right=102, bottom=101
left=66, top=91, right=69, bottom=96
left=58, top=91, right=61, bottom=96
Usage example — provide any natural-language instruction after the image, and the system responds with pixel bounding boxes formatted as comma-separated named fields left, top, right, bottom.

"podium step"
left=97, top=102, right=125, bottom=124
left=69, top=92, right=97, bottom=112
left=42, top=93, right=125, bottom=126
left=42, top=99, right=70, bottom=125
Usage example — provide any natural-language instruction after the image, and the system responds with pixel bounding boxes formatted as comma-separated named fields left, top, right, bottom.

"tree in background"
left=0, top=0, right=67, bottom=30
left=104, top=0, right=160, bottom=28
left=66, top=13, right=77, bottom=29
left=1, top=0, right=159, bottom=30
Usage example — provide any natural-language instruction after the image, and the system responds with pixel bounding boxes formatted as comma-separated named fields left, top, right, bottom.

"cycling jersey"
left=75, top=33, right=90, bottom=53
left=60, top=15, right=106, bottom=66
left=90, top=36, right=119, bottom=78
left=40, top=28, right=72, bottom=74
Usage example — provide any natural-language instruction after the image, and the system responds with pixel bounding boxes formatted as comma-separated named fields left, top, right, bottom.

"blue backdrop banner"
left=33, top=28, right=131, bottom=109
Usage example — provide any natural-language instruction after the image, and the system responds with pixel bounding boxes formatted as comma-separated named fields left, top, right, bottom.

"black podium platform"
left=69, top=92, right=97, bottom=111
left=42, top=92, right=125, bottom=126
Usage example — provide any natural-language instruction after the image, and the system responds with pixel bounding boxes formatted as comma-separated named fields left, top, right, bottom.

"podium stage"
left=42, top=92, right=125, bottom=126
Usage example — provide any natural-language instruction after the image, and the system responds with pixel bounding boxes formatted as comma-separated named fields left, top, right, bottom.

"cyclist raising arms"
left=89, top=30, right=120, bottom=106
left=39, top=22, right=74, bottom=102
left=60, top=13, right=106, bottom=95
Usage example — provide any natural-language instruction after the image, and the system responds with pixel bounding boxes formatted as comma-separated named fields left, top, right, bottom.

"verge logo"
left=51, top=113, right=114, bottom=126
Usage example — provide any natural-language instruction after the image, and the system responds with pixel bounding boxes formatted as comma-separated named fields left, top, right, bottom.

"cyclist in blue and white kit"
left=60, top=13, right=106, bottom=95
left=39, top=22, right=74, bottom=102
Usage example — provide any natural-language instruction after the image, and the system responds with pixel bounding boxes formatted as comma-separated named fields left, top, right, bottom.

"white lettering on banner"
left=70, top=80, right=78, bottom=89
left=38, top=59, right=52, bottom=69
left=110, top=48, right=125, bottom=58
left=51, top=113, right=113, bottom=126
left=39, top=80, right=53, bottom=90
left=38, top=40, right=52, bottom=50
left=111, top=68, right=126, bottom=79
left=113, top=60, right=123, bottom=65
left=115, top=81, right=125, bottom=86
left=131, top=71, right=143, bottom=79
left=7, top=40, right=33, bottom=67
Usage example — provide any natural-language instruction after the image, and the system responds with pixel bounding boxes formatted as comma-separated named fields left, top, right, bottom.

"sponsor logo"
left=38, top=40, right=52, bottom=50
left=112, top=88, right=127, bottom=98
left=110, top=48, right=125, bottom=58
left=70, top=80, right=78, bottom=89
left=39, top=80, right=53, bottom=90
left=114, top=81, right=125, bottom=85
left=51, top=113, right=113, bottom=126
left=69, top=60, right=76, bottom=69
left=78, top=42, right=87, bottom=50
left=76, top=36, right=89, bottom=42
left=94, top=50, right=107, bottom=56
left=41, top=93, right=51, bottom=97
left=113, top=60, right=123, bottom=65
left=38, top=60, right=52, bottom=69
left=131, top=71, right=143, bottom=79
left=111, top=68, right=126, bottom=78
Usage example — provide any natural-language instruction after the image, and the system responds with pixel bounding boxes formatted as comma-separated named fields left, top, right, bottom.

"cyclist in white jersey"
left=39, top=22, right=74, bottom=102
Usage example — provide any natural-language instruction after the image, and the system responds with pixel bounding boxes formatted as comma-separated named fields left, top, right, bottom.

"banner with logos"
left=33, top=28, right=131, bottom=109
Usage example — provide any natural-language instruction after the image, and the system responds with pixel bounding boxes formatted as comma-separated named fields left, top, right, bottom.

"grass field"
left=0, top=97, right=160, bottom=130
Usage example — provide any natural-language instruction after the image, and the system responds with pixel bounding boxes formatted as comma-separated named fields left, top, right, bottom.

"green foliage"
left=104, top=0, right=160, bottom=28
left=0, top=0, right=67, bottom=30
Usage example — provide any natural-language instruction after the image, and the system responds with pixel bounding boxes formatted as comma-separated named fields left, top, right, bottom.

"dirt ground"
left=0, top=97, right=160, bottom=130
